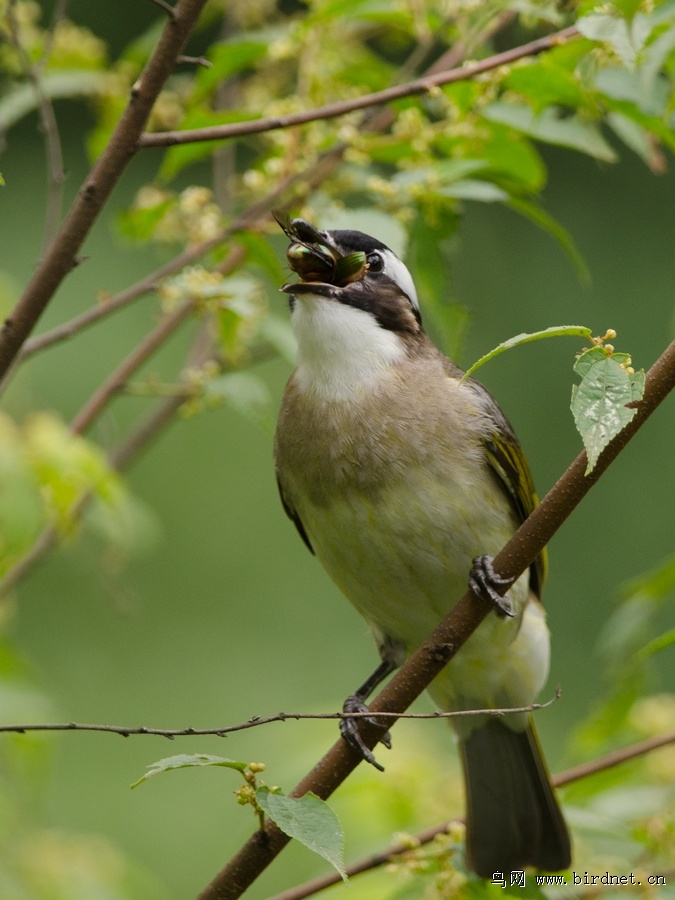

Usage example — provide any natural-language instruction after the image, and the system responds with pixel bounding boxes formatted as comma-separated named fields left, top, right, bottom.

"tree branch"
left=195, top=336, right=675, bottom=899
left=0, top=0, right=209, bottom=385
left=269, top=730, right=675, bottom=900
left=0, top=693, right=560, bottom=738
left=137, top=26, right=579, bottom=150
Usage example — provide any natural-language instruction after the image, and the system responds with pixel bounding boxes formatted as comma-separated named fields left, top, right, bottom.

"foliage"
left=133, top=754, right=347, bottom=880
left=1, top=0, right=675, bottom=896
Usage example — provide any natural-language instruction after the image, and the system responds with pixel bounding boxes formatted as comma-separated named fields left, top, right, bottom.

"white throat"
left=291, top=294, right=405, bottom=402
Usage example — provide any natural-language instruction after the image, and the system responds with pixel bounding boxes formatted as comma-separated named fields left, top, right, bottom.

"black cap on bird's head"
left=274, top=212, right=422, bottom=334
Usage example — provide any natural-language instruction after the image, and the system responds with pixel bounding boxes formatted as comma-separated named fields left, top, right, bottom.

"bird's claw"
left=469, top=554, right=514, bottom=617
left=340, top=694, right=391, bottom=771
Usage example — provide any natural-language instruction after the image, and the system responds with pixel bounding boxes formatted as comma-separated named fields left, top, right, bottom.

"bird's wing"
left=276, top=473, right=314, bottom=555
left=468, top=377, right=547, bottom=598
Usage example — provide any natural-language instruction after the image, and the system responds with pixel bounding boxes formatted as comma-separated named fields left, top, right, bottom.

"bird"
left=272, top=213, right=571, bottom=878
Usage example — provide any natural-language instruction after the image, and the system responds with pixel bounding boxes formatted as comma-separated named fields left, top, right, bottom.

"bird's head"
left=275, top=213, right=422, bottom=337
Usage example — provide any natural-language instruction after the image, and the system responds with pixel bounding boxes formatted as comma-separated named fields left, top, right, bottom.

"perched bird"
left=273, top=214, right=571, bottom=877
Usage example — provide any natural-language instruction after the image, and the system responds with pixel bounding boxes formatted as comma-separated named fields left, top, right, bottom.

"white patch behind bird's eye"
left=291, top=292, right=405, bottom=401
left=381, top=249, right=419, bottom=312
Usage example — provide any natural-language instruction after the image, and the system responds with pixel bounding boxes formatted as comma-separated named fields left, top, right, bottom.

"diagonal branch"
left=0, top=0, right=209, bottom=385
left=269, top=730, right=675, bottom=900
left=138, top=26, right=579, bottom=150
left=195, top=336, right=675, bottom=899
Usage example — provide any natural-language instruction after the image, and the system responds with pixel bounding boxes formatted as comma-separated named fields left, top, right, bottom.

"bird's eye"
left=366, top=252, right=384, bottom=274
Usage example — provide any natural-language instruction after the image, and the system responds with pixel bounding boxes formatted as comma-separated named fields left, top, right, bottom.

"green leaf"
left=570, top=347, right=645, bottom=474
left=237, top=231, right=287, bottom=286
left=620, top=552, right=675, bottom=604
left=437, top=179, right=509, bottom=202
left=463, top=326, right=593, bottom=380
left=506, top=60, right=585, bottom=111
left=0, top=70, right=107, bottom=131
left=605, top=112, right=663, bottom=168
left=640, top=19, right=675, bottom=101
left=193, top=40, right=268, bottom=103
left=131, top=754, right=248, bottom=788
left=158, top=109, right=260, bottom=181
left=117, top=197, right=175, bottom=243
left=407, top=210, right=467, bottom=360
left=256, top=787, right=347, bottom=883
left=391, top=158, right=488, bottom=188
left=639, top=627, right=675, bottom=659
left=478, top=123, right=547, bottom=193
left=577, top=13, right=645, bottom=70
left=482, top=103, right=618, bottom=162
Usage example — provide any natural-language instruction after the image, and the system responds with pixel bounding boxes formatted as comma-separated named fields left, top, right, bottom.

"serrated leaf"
left=256, top=787, right=347, bottom=882
left=463, top=326, right=593, bottom=380
left=131, top=754, right=248, bottom=788
left=571, top=347, right=645, bottom=474
left=482, top=103, right=618, bottom=162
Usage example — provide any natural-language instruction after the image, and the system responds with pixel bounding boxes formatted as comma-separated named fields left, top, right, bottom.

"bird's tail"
left=459, top=716, right=570, bottom=878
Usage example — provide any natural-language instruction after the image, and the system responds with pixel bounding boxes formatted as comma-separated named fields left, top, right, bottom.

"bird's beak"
left=274, top=212, right=367, bottom=293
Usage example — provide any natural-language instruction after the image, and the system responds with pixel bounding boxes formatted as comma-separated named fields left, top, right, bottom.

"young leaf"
left=462, top=326, right=593, bottom=380
left=131, top=754, right=248, bottom=788
left=256, top=787, right=347, bottom=883
left=570, top=347, right=645, bottom=474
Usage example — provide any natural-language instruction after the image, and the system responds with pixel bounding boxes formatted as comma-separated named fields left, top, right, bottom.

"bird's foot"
left=340, top=694, right=392, bottom=772
left=469, top=554, right=514, bottom=618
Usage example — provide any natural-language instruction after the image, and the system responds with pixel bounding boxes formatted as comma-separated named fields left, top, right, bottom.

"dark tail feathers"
left=460, top=717, right=571, bottom=878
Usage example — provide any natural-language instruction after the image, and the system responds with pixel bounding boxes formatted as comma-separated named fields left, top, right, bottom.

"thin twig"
left=268, top=729, right=675, bottom=900
left=177, top=55, right=211, bottom=68
left=0, top=0, right=209, bottom=384
left=5, top=0, right=66, bottom=252
left=0, top=693, right=560, bottom=737
left=0, top=245, right=248, bottom=600
left=138, top=26, right=579, bottom=149
left=12, top=174, right=296, bottom=371
left=69, top=300, right=194, bottom=435
left=0, top=301, right=194, bottom=599
left=147, top=0, right=177, bottom=18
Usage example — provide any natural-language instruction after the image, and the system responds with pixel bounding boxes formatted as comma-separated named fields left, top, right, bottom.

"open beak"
left=274, top=211, right=368, bottom=290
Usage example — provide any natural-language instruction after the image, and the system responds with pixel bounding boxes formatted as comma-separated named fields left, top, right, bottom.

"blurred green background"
left=2, top=3, right=675, bottom=898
